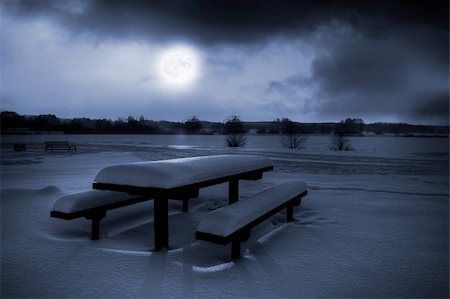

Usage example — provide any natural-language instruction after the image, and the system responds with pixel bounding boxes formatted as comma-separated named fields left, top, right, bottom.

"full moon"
left=163, top=54, right=192, bottom=80
left=158, top=45, right=201, bottom=89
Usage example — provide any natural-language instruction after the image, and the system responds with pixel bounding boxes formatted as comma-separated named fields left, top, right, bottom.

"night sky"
left=1, top=0, right=448, bottom=124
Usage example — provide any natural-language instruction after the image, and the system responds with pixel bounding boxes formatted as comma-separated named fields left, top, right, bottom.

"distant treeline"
left=1, top=111, right=448, bottom=136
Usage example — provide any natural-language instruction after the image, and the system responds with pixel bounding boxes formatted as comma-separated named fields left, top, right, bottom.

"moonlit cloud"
left=1, top=0, right=448, bottom=124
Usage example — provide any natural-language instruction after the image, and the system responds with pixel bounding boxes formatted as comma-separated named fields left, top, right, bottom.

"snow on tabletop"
left=197, top=180, right=307, bottom=237
left=93, top=155, right=273, bottom=189
left=52, top=190, right=136, bottom=214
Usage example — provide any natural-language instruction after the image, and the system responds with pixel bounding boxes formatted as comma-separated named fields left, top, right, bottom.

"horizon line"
left=1, top=110, right=449, bottom=127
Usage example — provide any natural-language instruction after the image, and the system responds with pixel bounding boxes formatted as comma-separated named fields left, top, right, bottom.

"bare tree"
left=280, top=118, right=308, bottom=149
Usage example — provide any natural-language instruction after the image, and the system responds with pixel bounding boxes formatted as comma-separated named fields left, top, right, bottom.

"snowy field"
left=1, top=134, right=449, bottom=298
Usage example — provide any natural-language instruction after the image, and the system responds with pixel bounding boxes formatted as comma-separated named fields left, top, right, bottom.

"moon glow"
left=164, top=54, right=192, bottom=80
left=158, top=45, right=201, bottom=89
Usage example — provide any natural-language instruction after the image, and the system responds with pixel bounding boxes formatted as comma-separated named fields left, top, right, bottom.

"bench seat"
left=51, top=190, right=146, bottom=239
left=52, top=190, right=137, bottom=215
left=196, top=180, right=307, bottom=259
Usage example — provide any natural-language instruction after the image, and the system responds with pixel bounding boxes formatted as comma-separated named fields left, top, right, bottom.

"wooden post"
left=85, top=210, right=106, bottom=240
left=231, top=240, right=241, bottom=260
left=91, top=218, right=100, bottom=240
left=287, top=205, right=293, bottom=222
left=154, top=197, right=169, bottom=250
left=182, top=199, right=189, bottom=212
left=229, top=179, right=239, bottom=204
left=240, top=230, right=251, bottom=242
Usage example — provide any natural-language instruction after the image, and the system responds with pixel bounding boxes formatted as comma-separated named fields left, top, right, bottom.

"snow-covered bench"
left=52, top=155, right=273, bottom=247
left=196, top=180, right=307, bottom=260
left=50, top=190, right=146, bottom=240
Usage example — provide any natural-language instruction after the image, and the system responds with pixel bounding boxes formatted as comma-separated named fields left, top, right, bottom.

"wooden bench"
left=13, top=143, right=26, bottom=151
left=45, top=141, right=77, bottom=152
left=50, top=190, right=146, bottom=240
left=52, top=155, right=273, bottom=247
left=195, top=180, right=307, bottom=260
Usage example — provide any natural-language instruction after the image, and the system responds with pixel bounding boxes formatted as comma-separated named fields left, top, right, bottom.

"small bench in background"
left=196, top=180, right=308, bottom=260
left=13, top=143, right=26, bottom=151
left=45, top=141, right=76, bottom=152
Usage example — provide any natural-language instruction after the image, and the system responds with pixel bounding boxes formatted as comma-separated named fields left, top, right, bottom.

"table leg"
left=229, top=179, right=239, bottom=204
left=287, top=205, right=293, bottom=222
left=231, top=240, right=241, bottom=259
left=85, top=210, right=106, bottom=240
left=182, top=198, right=189, bottom=212
left=154, top=197, right=169, bottom=250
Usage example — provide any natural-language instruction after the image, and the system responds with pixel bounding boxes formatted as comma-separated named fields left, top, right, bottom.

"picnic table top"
left=93, top=154, right=273, bottom=193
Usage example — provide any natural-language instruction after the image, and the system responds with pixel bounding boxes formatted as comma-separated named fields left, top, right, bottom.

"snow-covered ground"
left=1, top=135, right=448, bottom=298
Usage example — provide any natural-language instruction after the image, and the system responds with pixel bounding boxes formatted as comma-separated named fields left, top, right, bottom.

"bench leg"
left=229, top=179, right=239, bottom=204
left=231, top=240, right=241, bottom=260
left=85, top=211, right=106, bottom=240
left=92, top=218, right=101, bottom=240
left=154, top=197, right=169, bottom=250
left=182, top=199, right=189, bottom=212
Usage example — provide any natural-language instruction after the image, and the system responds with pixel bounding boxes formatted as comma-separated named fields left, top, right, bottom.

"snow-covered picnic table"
left=92, top=154, right=273, bottom=250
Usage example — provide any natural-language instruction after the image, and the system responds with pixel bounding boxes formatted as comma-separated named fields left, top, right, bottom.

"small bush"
left=281, top=134, right=308, bottom=149
left=329, top=121, right=353, bottom=151
left=280, top=118, right=308, bottom=149
left=328, top=134, right=352, bottom=151
left=224, top=116, right=247, bottom=147
left=226, top=133, right=247, bottom=147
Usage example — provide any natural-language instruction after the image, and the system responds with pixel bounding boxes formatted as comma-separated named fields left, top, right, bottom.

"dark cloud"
left=3, top=0, right=448, bottom=44
left=311, top=43, right=407, bottom=96
left=412, top=93, right=449, bottom=124
left=267, top=81, right=296, bottom=96
left=264, top=21, right=449, bottom=124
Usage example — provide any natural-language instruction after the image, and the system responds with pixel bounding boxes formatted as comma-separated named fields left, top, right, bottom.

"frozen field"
left=1, top=134, right=449, bottom=298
